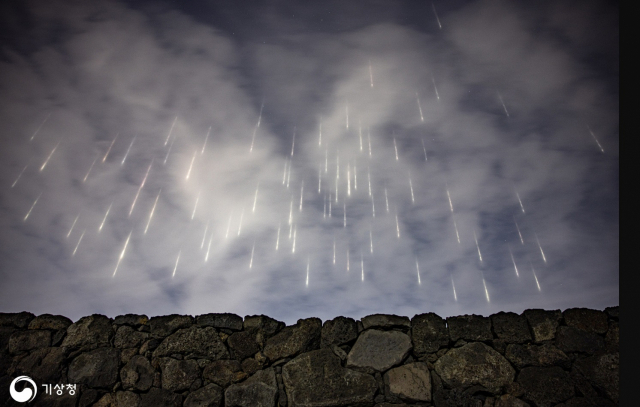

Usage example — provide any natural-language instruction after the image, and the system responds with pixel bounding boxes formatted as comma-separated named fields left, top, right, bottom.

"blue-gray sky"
left=0, top=0, right=618, bottom=324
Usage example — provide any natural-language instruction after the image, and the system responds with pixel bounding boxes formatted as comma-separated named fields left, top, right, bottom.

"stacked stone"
left=0, top=307, right=618, bottom=407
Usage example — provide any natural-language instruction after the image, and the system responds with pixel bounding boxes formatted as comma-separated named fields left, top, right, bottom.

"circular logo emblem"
left=9, top=376, right=37, bottom=403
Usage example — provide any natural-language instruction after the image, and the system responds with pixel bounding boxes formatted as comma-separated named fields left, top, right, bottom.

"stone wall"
left=0, top=307, right=618, bottom=407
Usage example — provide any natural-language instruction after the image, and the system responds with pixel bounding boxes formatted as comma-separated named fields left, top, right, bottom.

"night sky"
left=0, top=0, right=618, bottom=325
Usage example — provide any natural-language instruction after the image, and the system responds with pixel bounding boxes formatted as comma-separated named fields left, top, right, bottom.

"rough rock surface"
left=184, top=383, right=223, bottom=407
left=321, top=316, right=358, bottom=347
left=9, top=346, right=65, bottom=383
left=225, top=368, right=278, bottom=407
left=505, top=343, right=570, bottom=369
left=8, top=329, right=51, bottom=354
left=139, top=387, right=182, bottom=407
left=121, top=354, right=155, bottom=391
left=563, top=308, right=608, bottom=334
left=361, top=314, right=411, bottom=331
left=384, top=362, right=431, bottom=402
left=68, top=347, right=120, bottom=388
left=491, top=312, right=532, bottom=343
left=573, top=352, right=619, bottom=404
left=149, top=314, right=193, bottom=337
left=410, top=313, right=449, bottom=355
left=517, top=366, right=574, bottom=406
left=61, top=314, right=113, bottom=350
left=446, top=314, right=493, bottom=342
left=153, top=326, right=229, bottom=359
left=203, top=359, right=248, bottom=387
left=282, top=348, right=377, bottom=407
left=197, top=313, right=244, bottom=331
left=555, top=326, right=604, bottom=354
left=523, top=309, right=562, bottom=342
left=347, top=329, right=412, bottom=373
left=434, top=342, right=515, bottom=393
left=113, top=313, right=149, bottom=327
left=263, top=318, right=321, bottom=361
left=114, top=325, right=148, bottom=349
left=228, top=330, right=260, bottom=360
left=28, top=314, right=73, bottom=331
left=159, top=357, right=200, bottom=392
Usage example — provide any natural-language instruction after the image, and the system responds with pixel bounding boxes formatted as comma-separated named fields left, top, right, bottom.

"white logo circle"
left=9, top=376, right=37, bottom=403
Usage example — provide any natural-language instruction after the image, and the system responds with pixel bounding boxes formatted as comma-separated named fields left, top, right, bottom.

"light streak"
left=329, top=195, right=332, bottom=217
left=354, top=164, right=357, bottom=190
left=40, top=140, right=61, bottom=171
left=67, top=213, right=80, bottom=238
left=483, top=278, right=490, bottom=302
left=186, top=150, right=197, bottom=180
left=253, top=184, right=259, bottom=212
left=72, top=229, right=86, bottom=257
left=587, top=125, right=605, bottom=153
left=370, top=229, right=373, bottom=253
left=385, top=188, right=390, bottom=212
left=531, top=263, right=541, bottom=291
left=291, top=127, right=296, bottom=156
left=318, top=167, right=322, bottom=194
left=333, top=239, right=336, bottom=264
left=446, top=185, right=454, bottom=212
left=474, top=231, right=483, bottom=262
left=360, top=252, right=364, bottom=281
left=422, top=139, right=428, bottom=161
left=409, top=174, right=415, bottom=203
left=359, top=121, right=363, bottom=151
left=514, top=216, right=524, bottom=244
left=29, top=113, right=51, bottom=142
left=172, top=250, right=181, bottom=277
left=371, top=194, right=376, bottom=218
left=257, top=99, right=264, bottom=127
left=99, top=202, right=113, bottom=232
left=416, top=92, right=424, bottom=122
left=201, top=220, right=209, bottom=248
left=299, top=181, right=304, bottom=211
left=431, top=1, right=442, bottom=29
left=249, top=242, right=255, bottom=269
left=453, top=215, right=461, bottom=243
left=201, top=126, right=211, bottom=154
left=343, top=203, right=346, bottom=228
left=535, top=233, right=547, bottom=263
left=102, top=133, right=119, bottom=163
left=191, top=191, right=201, bottom=220
left=237, top=207, right=244, bottom=236
left=225, top=213, right=232, bottom=239
left=306, top=259, right=310, bottom=286
left=347, top=248, right=350, bottom=271
left=23, top=193, right=42, bottom=221
left=286, top=160, right=291, bottom=189
left=335, top=177, right=339, bottom=202
left=497, top=92, right=510, bottom=117
left=112, top=230, right=132, bottom=277
left=292, top=226, right=296, bottom=253
left=451, top=276, right=458, bottom=301
left=432, top=75, right=440, bottom=101
left=347, top=164, right=351, bottom=197
left=368, top=169, right=372, bottom=197
left=367, top=128, right=372, bottom=157
left=164, top=135, right=175, bottom=165
left=516, top=191, right=525, bottom=213
left=396, top=212, right=401, bottom=238
left=393, top=137, right=399, bottom=161
left=83, top=155, right=98, bottom=183
left=369, top=60, right=374, bottom=87
left=276, top=223, right=281, bottom=250
left=416, top=258, right=422, bottom=285
left=205, top=233, right=213, bottom=262
left=121, top=134, right=137, bottom=165
left=509, top=247, right=519, bottom=277
left=282, top=159, right=288, bottom=185
left=164, top=116, right=177, bottom=146
left=11, top=164, right=29, bottom=188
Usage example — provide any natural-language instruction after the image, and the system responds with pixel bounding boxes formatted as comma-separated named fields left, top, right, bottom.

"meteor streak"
left=416, top=258, right=421, bottom=285
left=40, top=140, right=61, bottom=171
left=451, top=276, right=458, bottom=301
left=535, top=233, right=547, bottom=263
left=67, top=213, right=80, bottom=238
left=416, top=93, right=424, bottom=122
left=164, top=136, right=176, bottom=165
left=587, top=125, right=605, bottom=153
left=102, top=133, right=119, bottom=163
left=354, top=165, right=357, bottom=190
left=318, top=121, right=322, bottom=146
left=172, top=250, right=181, bottom=277
left=282, top=159, right=288, bottom=185
left=237, top=207, right=244, bottom=236
left=11, top=164, right=29, bottom=188
left=191, top=192, right=201, bottom=220
left=292, top=226, right=297, bottom=253
left=409, top=174, right=415, bottom=203
left=513, top=216, right=524, bottom=244
left=343, top=203, right=346, bottom=228
left=453, top=215, right=461, bottom=243
left=186, top=150, right=197, bottom=180
left=29, top=113, right=51, bottom=142
left=201, top=127, right=211, bottom=154
left=144, top=189, right=161, bottom=234
left=360, top=253, right=364, bottom=281
left=515, top=191, right=525, bottom=213
left=509, top=247, right=519, bottom=277
left=121, top=134, right=137, bottom=165
left=83, top=156, right=98, bottom=183
left=291, top=127, right=296, bottom=156
left=205, top=234, right=213, bottom=262
left=474, top=231, right=483, bottom=262
left=431, top=1, right=442, bottom=29
left=72, top=230, right=85, bottom=257
left=112, top=230, right=132, bottom=277
left=371, top=194, right=375, bottom=218
left=396, top=212, right=401, bottom=238
left=369, top=60, right=374, bottom=87
left=359, top=122, right=363, bottom=151
left=421, top=139, right=428, bottom=161
left=99, top=202, right=113, bottom=232
left=431, top=75, right=440, bottom=101
left=497, top=92, right=510, bottom=117
left=367, top=128, right=372, bottom=157
left=164, top=116, right=177, bottom=146
left=276, top=223, right=281, bottom=250
left=249, top=242, right=255, bottom=269
left=368, top=169, right=372, bottom=197
left=483, top=278, right=490, bottom=302
left=201, top=221, right=209, bottom=248
left=531, top=263, right=541, bottom=291
left=385, top=188, right=390, bottom=212
left=299, top=181, right=304, bottom=211
left=306, top=259, right=310, bottom=286
left=393, top=137, right=399, bottom=161
left=446, top=185, right=454, bottom=212
left=225, top=214, right=232, bottom=239
left=370, top=229, right=373, bottom=253
left=253, top=184, right=259, bottom=212
left=129, top=161, right=152, bottom=217
left=318, top=167, right=322, bottom=194
left=333, top=239, right=336, bottom=264
left=23, top=193, right=42, bottom=221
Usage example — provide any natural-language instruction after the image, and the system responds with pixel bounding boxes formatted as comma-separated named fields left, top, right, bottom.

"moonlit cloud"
left=0, top=0, right=618, bottom=324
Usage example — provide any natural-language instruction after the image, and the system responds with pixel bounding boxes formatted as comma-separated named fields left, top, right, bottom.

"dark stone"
left=282, top=348, right=377, bottom=407
left=0, top=327, right=15, bottom=354
left=9, top=347, right=65, bottom=383
left=523, top=309, right=561, bottom=343
left=490, top=312, right=531, bottom=343
left=139, top=387, right=182, bottom=407
left=115, top=391, right=141, bottom=407
left=383, top=362, right=431, bottom=402
left=447, top=315, right=492, bottom=342
left=263, top=318, right=321, bottom=362
left=121, top=354, right=155, bottom=391
left=241, top=357, right=263, bottom=375
left=153, top=326, right=229, bottom=360
left=321, top=316, right=358, bottom=347
left=434, top=342, right=515, bottom=394
left=244, top=315, right=285, bottom=337
left=8, top=329, right=51, bottom=354
left=114, top=325, right=148, bottom=349
left=517, top=366, right=574, bottom=406
left=556, top=397, right=615, bottom=407
left=149, top=314, right=193, bottom=338
left=68, top=347, right=120, bottom=388
left=159, top=357, right=200, bottom=392
left=28, top=314, right=73, bottom=331
left=51, top=329, right=66, bottom=346
left=225, top=368, right=278, bottom=407
left=411, top=313, right=449, bottom=355
left=113, top=314, right=149, bottom=327
left=573, top=352, right=619, bottom=404
left=78, top=388, right=100, bottom=407
left=361, top=314, right=411, bottom=331
left=563, top=308, right=608, bottom=334
left=604, top=306, right=618, bottom=321
left=203, top=359, right=247, bottom=387
left=504, top=343, right=570, bottom=369
left=555, top=326, right=604, bottom=354
left=494, top=394, right=531, bottom=407
left=185, top=383, right=223, bottom=407
left=0, top=312, right=35, bottom=328
left=61, top=314, right=113, bottom=350
left=605, top=321, right=618, bottom=352
left=197, top=313, right=243, bottom=331
left=228, top=330, right=260, bottom=360
left=346, top=329, right=412, bottom=373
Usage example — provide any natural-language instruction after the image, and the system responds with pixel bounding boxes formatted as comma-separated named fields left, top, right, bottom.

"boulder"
left=604, top=306, right=618, bottom=321
left=113, top=314, right=149, bottom=328
left=446, top=314, right=492, bottom=342
left=115, top=391, right=141, bottom=407
left=321, top=316, right=358, bottom=347
left=68, top=347, right=120, bottom=388
left=504, top=343, right=570, bottom=369
left=61, top=314, right=113, bottom=350
left=203, top=359, right=247, bottom=387
left=573, top=352, right=619, bottom=404
left=490, top=312, right=531, bottom=343
left=121, top=354, right=155, bottom=391
left=10, top=346, right=65, bottom=383
left=605, top=321, right=618, bottom=352
left=555, top=326, right=604, bottom=354
left=185, top=383, right=223, bottom=407
left=8, top=329, right=51, bottom=354
left=139, top=387, right=182, bottom=407
left=263, top=318, right=321, bottom=362
left=225, top=368, right=278, bottom=407
left=383, top=362, right=431, bottom=402
left=197, top=313, right=243, bottom=331
left=0, top=312, right=35, bottom=328
left=411, top=313, right=449, bottom=355
left=517, top=366, right=574, bottom=406
left=495, top=394, right=531, bottom=407
left=244, top=315, right=285, bottom=337
left=28, top=314, right=72, bottom=331
left=114, top=325, right=148, bottom=349
left=153, top=326, right=229, bottom=360
left=361, top=314, right=411, bottom=331
left=434, top=342, right=514, bottom=393
left=523, top=309, right=561, bottom=343
left=228, top=330, right=260, bottom=360
left=346, top=329, right=412, bottom=373
left=159, top=357, right=200, bottom=392
left=563, top=308, right=608, bottom=334
left=282, top=348, right=377, bottom=407
left=149, top=315, right=193, bottom=338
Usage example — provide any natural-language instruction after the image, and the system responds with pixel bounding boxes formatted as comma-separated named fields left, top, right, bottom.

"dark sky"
left=0, top=0, right=618, bottom=324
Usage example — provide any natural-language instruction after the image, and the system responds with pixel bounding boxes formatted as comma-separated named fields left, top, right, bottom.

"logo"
left=10, top=376, right=37, bottom=403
